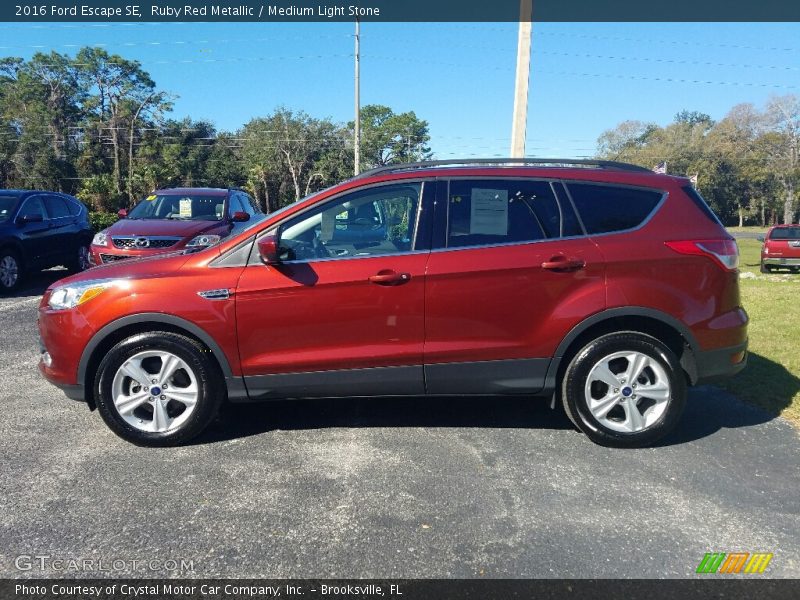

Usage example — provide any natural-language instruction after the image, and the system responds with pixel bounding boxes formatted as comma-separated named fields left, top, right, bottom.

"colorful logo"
left=696, top=552, right=773, bottom=574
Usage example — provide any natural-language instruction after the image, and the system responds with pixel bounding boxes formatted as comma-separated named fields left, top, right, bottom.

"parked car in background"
left=90, top=187, right=262, bottom=265
left=0, top=190, right=92, bottom=292
left=760, top=224, right=800, bottom=273
left=38, top=159, right=747, bottom=448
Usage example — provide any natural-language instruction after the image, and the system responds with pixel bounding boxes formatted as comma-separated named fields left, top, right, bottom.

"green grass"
left=726, top=225, right=768, bottom=235
left=718, top=238, right=800, bottom=423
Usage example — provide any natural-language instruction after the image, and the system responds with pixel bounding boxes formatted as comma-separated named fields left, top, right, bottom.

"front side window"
left=127, top=194, right=227, bottom=221
left=18, top=197, right=47, bottom=221
left=44, top=196, right=70, bottom=219
left=445, top=179, right=578, bottom=248
left=278, top=183, right=422, bottom=261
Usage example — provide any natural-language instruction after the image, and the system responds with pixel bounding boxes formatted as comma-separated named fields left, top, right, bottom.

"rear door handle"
left=368, top=270, right=411, bottom=285
left=541, top=255, right=586, bottom=271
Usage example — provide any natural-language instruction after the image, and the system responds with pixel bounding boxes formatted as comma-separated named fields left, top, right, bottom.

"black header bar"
left=2, top=1, right=800, bottom=23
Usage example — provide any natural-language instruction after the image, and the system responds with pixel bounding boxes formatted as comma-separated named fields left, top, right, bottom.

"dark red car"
left=760, top=224, right=800, bottom=273
left=38, top=160, right=748, bottom=447
left=89, top=187, right=261, bottom=265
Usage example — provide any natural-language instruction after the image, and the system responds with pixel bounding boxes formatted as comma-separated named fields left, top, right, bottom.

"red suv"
left=760, top=224, right=800, bottom=273
left=38, top=160, right=748, bottom=447
left=90, top=187, right=261, bottom=265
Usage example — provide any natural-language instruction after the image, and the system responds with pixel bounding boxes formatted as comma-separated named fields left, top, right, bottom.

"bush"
left=89, top=212, right=119, bottom=233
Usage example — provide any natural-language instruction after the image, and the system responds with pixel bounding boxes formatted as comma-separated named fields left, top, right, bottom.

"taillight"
left=664, top=239, right=739, bottom=271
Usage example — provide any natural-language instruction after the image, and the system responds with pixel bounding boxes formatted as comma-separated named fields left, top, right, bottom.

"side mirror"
left=17, top=213, right=43, bottom=225
left=757, top=236, right=765, bottom=242
left=257, top=234, right=281, bottom=265
left=117, top=208, right=128, bottom=219
left=232, top=211, right=250, bottom=223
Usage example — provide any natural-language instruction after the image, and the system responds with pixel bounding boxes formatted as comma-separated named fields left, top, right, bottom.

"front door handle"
left=368, top=270, right=411, bottom=285
left=542, top=255, right=586, bottom=272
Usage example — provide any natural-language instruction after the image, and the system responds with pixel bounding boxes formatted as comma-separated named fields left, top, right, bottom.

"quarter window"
left=566, top=183, right=663, bottom=234
left=445, top=179, right=578, bottom=248
left=278, top=183, right=422, bottom=261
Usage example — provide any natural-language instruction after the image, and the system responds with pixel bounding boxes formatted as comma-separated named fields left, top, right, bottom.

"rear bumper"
left=762, top=257, right=800, bottom=267
left=694, top=340, right=748, bottom=384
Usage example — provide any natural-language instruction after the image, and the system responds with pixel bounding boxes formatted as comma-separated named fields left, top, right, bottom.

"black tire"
left=68, top=242, right=92, bottom=273
left=760, top=262, right=771, bottom=273
left=0, top=248, right=22, bottom=293
left=561, top=332, right=687, bottom=448
left=94, top=331, right=225, bottom=446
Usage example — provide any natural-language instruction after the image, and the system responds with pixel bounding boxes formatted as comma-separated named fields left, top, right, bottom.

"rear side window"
left=768, top=227, right=800, bottom=240
left=44, top=196, right=70, bottom=219
left=445, top=179, right=580, bottom=248
left=566, top=183, right=663, bottom=234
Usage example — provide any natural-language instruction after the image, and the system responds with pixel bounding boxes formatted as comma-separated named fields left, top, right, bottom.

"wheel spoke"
left=625, top=352, right=649, bottom=384
left=120, top=359, right=153, bottom=388
left=158, top=354, right=182, bottom=384
left=637, top=381, right=671, bottom=402
left=152, top=398, right=169, bottom=432
left=623, top=397, right=645, bottom=431
left=591, top=362, right=621, bottom=389
left=115, top=390, right=150, bottom=415
left=164, top=386, right=197, bottom=407
left=590, top=393, right=622, bottom=419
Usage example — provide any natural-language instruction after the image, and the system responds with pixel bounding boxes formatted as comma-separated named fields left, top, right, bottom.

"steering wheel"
left=312, top=235, right=330, bottom=258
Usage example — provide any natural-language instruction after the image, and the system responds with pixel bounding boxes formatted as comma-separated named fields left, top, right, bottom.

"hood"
left=105, top=218, right=219, bottom=238
left=46, top=250, right=203, bottom=290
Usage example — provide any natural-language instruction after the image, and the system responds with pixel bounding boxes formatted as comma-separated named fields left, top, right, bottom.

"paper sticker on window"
left=146, top=194, right=157, bottom=201
left=179, top=198, right=192, bottom=218
left=470, top=188, right=508, bottom=235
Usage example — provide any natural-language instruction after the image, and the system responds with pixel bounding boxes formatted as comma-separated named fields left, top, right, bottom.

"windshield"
left=0, top=195, right=20, bottom=222
left=127, top=194, right=227, bottom=221
left=239, top=192, right=325, bottom=235
left=769, top=227, right=800, bottom=241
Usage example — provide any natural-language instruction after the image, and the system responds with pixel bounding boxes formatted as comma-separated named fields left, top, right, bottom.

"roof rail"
left=355, top=158, right=652, bottom=179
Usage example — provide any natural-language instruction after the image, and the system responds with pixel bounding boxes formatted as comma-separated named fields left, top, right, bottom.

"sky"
left=0, top=21, right=798, bottom=160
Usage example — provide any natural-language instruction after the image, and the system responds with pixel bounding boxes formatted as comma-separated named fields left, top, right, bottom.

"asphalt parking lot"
left=0, top=270, right=798, bottom=579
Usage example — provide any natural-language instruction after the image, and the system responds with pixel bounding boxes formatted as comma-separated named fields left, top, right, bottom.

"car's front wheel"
left=69, top=243, right=92, bottom=272
left=94, top=332, right=224, bottom=446
left=0, top=250, right=21, bottom=293
left=562, top=332, right=687, bottom=448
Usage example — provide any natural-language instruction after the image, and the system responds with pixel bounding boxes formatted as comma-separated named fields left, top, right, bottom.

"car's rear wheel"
left=562, top=332, right=687, bottom=448
left=0, top=250, right=21, bottom=293
left=760, top=262, right=772, bottom=273
left=94, top=332, right=224, bottom=446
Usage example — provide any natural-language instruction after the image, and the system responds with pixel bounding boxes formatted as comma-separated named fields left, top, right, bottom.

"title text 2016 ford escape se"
left=38, top=160, right=748, bottom=447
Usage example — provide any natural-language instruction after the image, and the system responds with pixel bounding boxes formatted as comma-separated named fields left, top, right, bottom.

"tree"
left=352, top=104, right=432, bottom=169
left=762, top=95, right=800, bottom=224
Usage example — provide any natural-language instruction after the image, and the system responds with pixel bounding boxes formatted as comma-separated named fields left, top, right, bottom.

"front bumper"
left=694, top=340, right=748, bottom=384
left=762, top=257, right=800, bottom=267
left=89, top=244, right=182, bottom=265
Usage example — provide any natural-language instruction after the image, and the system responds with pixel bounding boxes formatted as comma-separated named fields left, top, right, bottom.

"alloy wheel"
left=111, top=350, right=199, bottom=433
left=0, top=255, right=19, bottom=289
left=583, top=350, right=671, bottom=433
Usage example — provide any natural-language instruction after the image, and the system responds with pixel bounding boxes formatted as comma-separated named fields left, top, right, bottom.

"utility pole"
left=510, top=0, right=532, bottom=158
left=354, top=18, right=361, bottom=176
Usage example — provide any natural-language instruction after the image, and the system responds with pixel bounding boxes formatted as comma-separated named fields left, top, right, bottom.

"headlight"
left=92, top=231, right=108, bottom=246
left=48, top=279, right=119, bottom=310
left=186, top=234, right=222, bottom=249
